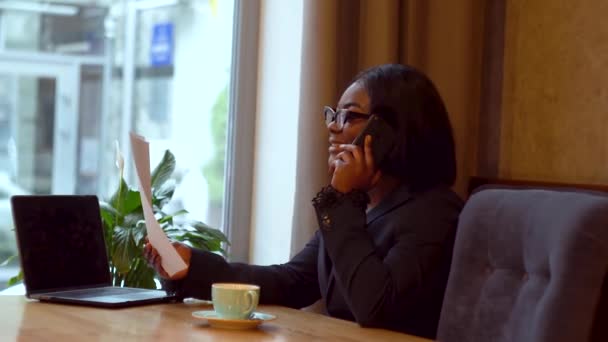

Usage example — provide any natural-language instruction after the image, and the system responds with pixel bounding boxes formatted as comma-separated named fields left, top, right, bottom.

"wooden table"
left=0, top=296, right=432, bottom=341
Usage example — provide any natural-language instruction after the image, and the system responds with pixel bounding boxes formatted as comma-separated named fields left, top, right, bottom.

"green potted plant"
left=1, top=149, right=229, bottom=289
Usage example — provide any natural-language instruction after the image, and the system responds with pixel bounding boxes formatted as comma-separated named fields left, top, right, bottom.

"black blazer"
left=166, top=184, right=463, bottom=339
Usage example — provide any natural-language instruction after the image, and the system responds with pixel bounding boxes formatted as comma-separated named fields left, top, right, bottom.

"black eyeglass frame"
left=323, top=106, right=371, bottom=129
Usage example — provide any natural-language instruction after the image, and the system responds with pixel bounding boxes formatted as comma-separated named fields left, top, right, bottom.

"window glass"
left=0, top=0, right=235, bottom=289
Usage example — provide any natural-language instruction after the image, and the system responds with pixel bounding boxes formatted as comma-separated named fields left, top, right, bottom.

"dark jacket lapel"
left=366, top=184, right=413, bottom=225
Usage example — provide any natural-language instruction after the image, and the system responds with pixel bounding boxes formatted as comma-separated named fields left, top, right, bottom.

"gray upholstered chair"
left=437, top=187, right=608, bottom=342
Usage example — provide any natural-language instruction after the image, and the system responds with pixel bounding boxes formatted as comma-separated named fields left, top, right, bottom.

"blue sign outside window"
left=150, top=22, right=174, bottom=67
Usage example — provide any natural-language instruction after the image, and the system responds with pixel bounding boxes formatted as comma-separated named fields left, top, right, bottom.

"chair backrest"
left=437, top=187, right=608, bottom=342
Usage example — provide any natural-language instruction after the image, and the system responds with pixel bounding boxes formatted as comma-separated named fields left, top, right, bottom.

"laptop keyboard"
left=50, top=286, right=165, bottom=299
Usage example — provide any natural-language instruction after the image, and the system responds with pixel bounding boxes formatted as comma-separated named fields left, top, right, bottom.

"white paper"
left=130, top=132, right=187, bottom=277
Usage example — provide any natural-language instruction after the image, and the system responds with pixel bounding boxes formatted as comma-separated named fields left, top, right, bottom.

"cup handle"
left=242, top=290, right=257, bottom=318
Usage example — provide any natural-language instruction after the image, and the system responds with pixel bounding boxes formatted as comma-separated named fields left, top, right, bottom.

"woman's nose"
left=327, top=119, right=342, bottom=133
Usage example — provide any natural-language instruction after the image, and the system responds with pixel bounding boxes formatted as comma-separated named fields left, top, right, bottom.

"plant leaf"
left=137, top=265, right=157, bottom=289
left=151, top=150, right=176, bottom=192
left=132, top=221, right=148, bottom=247
left=7, top=269, right=23, bottom=286
left=121, top=189, right=143, bottom=215
left=99, top=201, right=118, bottom=215
left=109, top=178, right=141, bottom=216
left=0, top=254, right=17, bottom=267
left=158, top=209, right=188, bottom=224
left=173, top=231, right=225, bottom=254
left=109, top=179, right=141, bottom=216
left=99, top=201, right=118, bottom=228
left=109, top=178, right=128, bottom=208
left=112, top=227, right=138, bottom=274
left=123, top=258, right=157, bottom=289
left=154, top=179, right=176, bottom=202
left=124, top=211, right=144, bottom=228
left=191, top=221, right=230, bottom=244
left=172, top=209, right=189, bottom=216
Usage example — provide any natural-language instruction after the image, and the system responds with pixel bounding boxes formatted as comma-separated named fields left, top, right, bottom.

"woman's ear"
left=370, top=105, right=398, bottom=127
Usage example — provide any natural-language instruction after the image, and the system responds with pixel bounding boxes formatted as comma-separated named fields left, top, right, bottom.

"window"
left=0, top=0, right=238, bottom=288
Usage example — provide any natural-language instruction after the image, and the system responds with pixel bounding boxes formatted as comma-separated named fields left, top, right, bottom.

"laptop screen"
left=11, top=195, right=111, bottom=294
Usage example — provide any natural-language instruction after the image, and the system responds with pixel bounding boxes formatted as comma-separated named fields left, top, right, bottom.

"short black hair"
left=353, top=64, right=456, bottom=191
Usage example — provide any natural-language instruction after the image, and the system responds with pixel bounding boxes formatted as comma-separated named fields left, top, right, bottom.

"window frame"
left=222, top=0, right=261, bottom=262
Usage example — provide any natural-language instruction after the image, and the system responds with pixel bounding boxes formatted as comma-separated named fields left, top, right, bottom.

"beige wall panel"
left=500, top=1, right=608, bottom=183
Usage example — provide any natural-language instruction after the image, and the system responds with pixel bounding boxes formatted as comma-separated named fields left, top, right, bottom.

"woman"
left=144, top=64, right=463, bottom=339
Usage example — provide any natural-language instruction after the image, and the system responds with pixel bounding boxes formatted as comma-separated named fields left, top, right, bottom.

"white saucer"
left=192, top=310, right=276, bottom=330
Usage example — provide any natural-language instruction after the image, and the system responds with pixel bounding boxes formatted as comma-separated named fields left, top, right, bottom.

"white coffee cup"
left=211, top=283, right=260, bottom=319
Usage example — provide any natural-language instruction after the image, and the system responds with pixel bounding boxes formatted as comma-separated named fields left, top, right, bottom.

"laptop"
left=11, top=195, right=178, bottom=308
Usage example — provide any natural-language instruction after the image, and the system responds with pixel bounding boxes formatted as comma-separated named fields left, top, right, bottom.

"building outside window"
left=0, top=0, right=235, bottom=288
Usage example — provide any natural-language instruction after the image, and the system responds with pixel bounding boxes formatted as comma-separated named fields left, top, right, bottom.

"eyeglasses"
left=323, top=106, right=371, bottom=129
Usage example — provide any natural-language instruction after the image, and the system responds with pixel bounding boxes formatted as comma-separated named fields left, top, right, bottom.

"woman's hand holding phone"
left=329, top=114, right=394, bottom=193
left=331, top=135, right=381, bottom=193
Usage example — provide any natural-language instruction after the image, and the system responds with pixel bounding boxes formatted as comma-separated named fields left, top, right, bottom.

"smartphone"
left=352, top=115, right=396, bottom=165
